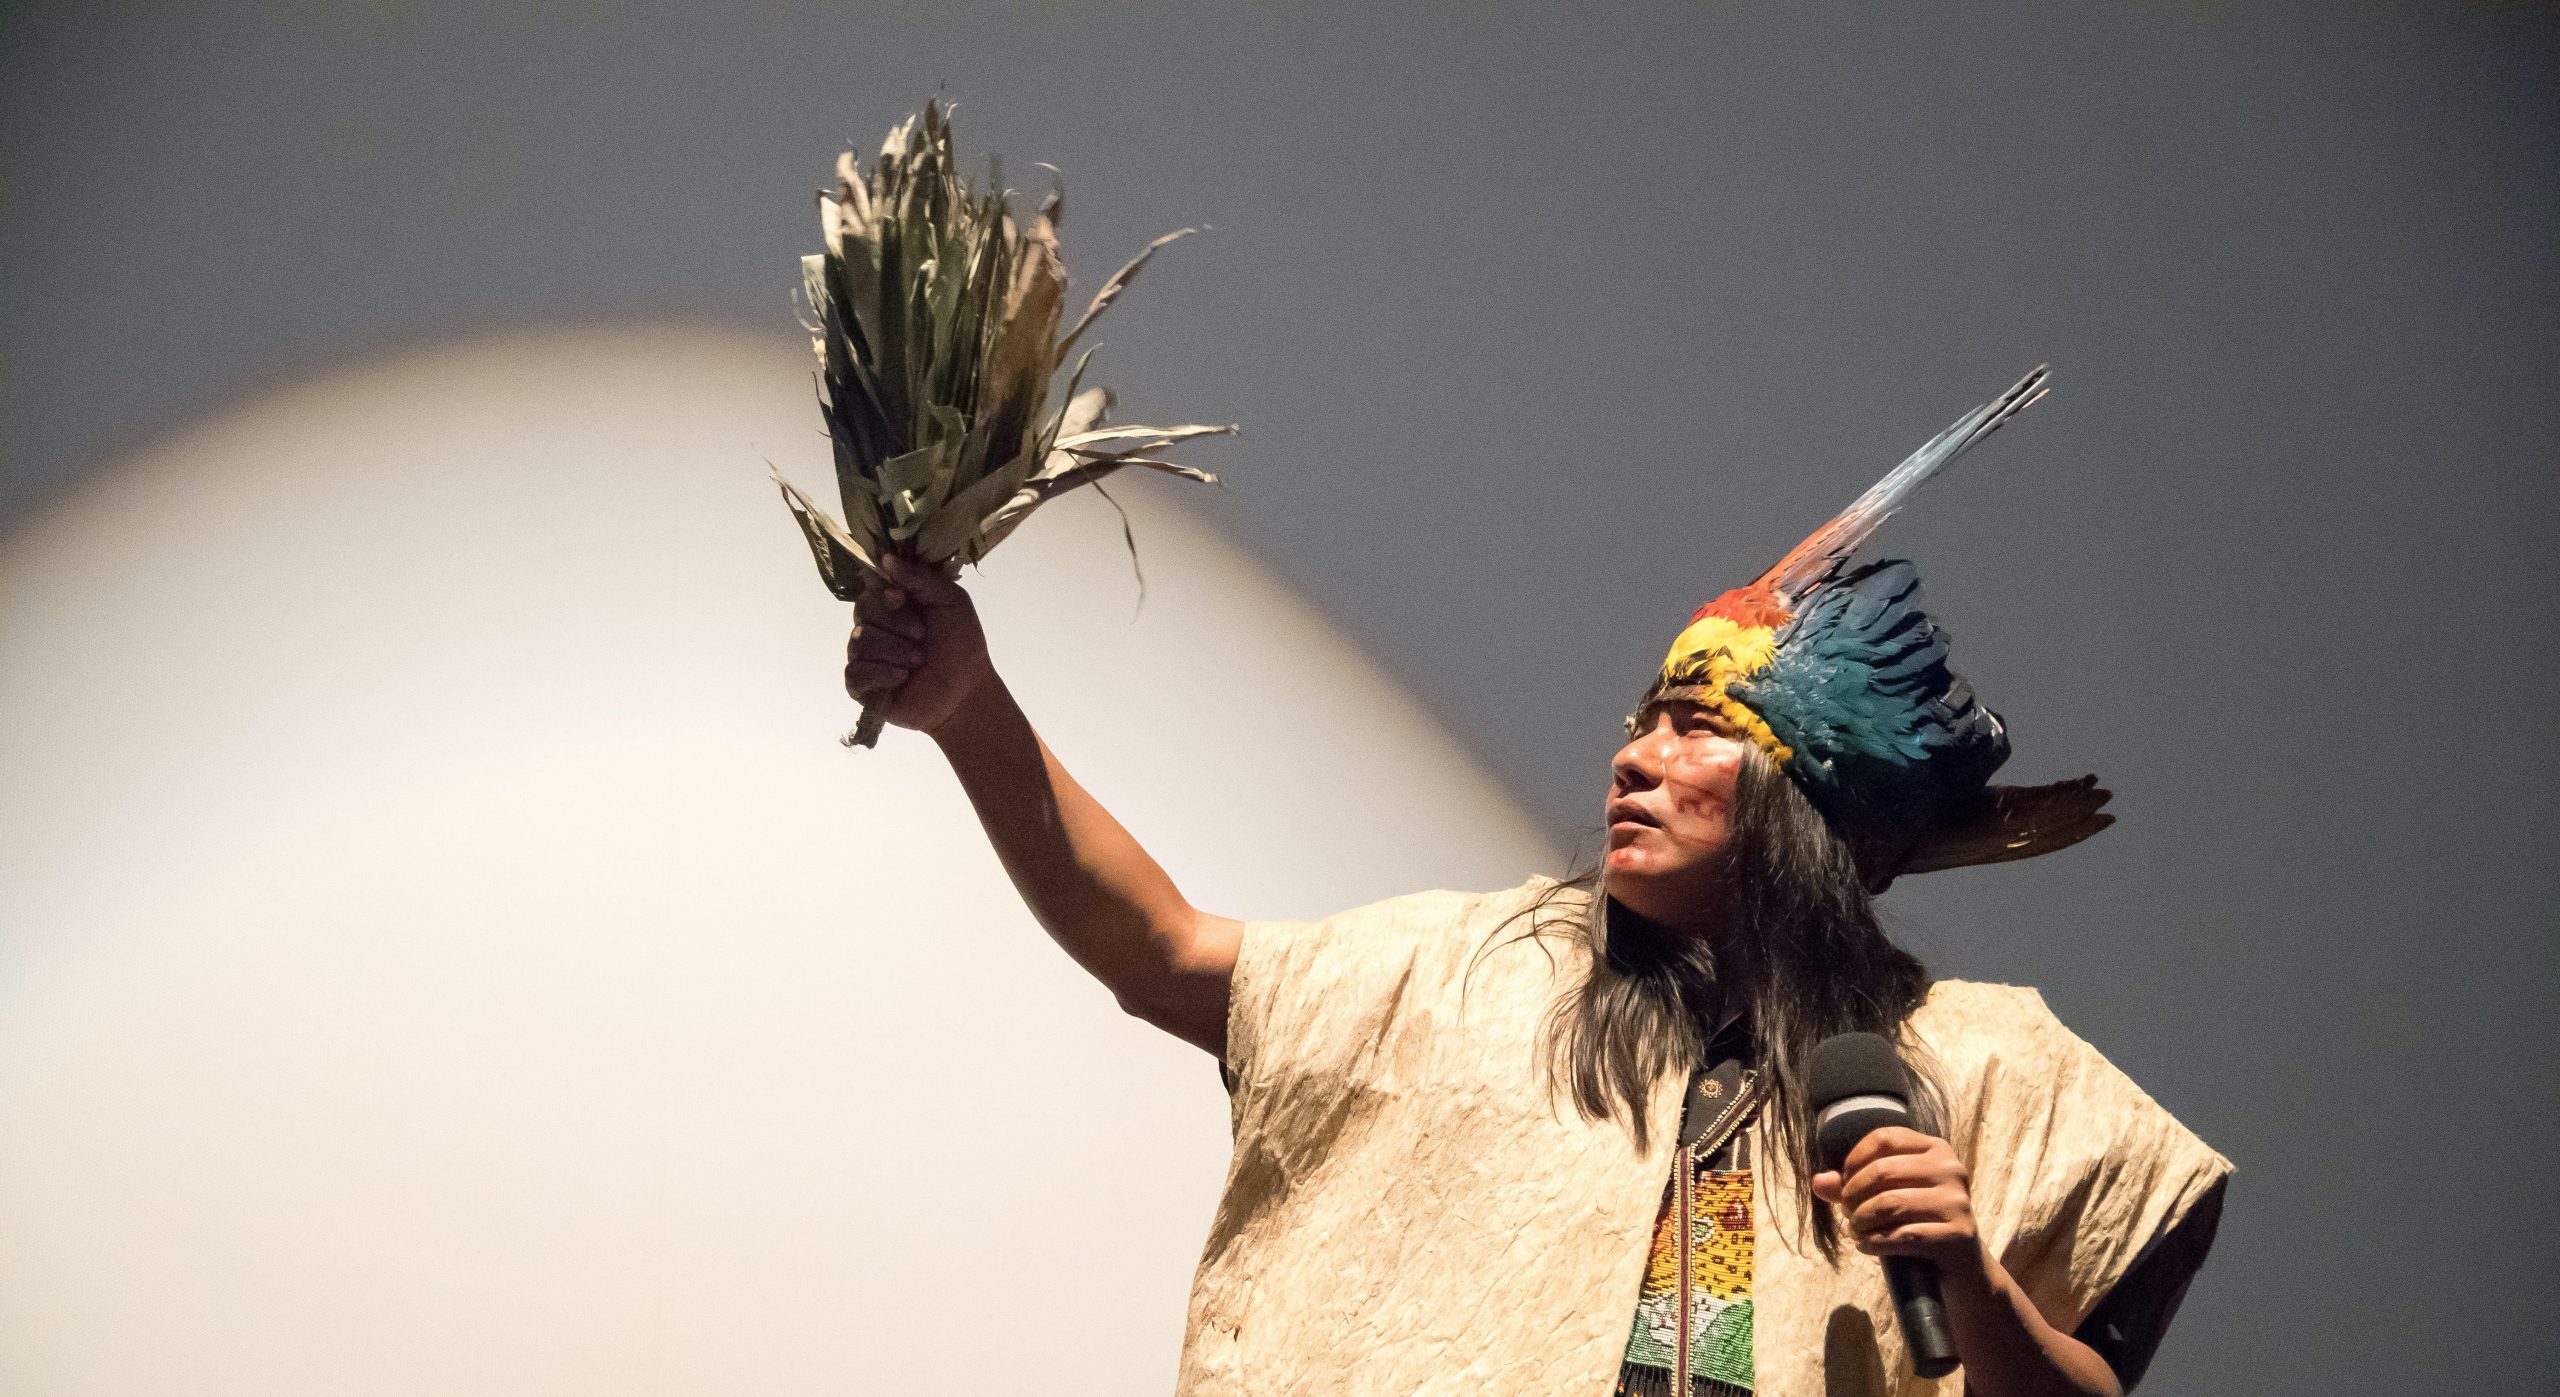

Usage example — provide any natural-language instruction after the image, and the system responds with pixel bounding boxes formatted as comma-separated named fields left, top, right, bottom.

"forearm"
left=1945, top=1250, right=2122, bottom=1397
left=928, top=670, right=1231, bottom=1049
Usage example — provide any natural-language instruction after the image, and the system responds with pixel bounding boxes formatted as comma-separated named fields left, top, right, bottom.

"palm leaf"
left=771, top=100, right=1234, bottom=746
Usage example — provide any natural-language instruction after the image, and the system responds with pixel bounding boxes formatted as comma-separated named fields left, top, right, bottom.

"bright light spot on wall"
left=0, top=324, right=1560, bottom=1396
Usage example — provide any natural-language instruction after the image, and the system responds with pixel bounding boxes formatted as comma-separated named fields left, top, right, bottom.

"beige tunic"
left=1179, top=877, right=2231, bottom=1397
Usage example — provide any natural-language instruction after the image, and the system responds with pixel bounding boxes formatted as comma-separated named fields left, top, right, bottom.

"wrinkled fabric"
left=1178, top=878, right=2231, bottom=1397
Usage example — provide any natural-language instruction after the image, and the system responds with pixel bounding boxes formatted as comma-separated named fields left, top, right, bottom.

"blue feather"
left=1735, top=560, right=2009, bottom=842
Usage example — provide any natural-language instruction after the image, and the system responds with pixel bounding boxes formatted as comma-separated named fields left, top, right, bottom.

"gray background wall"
left=4, top=2, right=2552, bottom=1391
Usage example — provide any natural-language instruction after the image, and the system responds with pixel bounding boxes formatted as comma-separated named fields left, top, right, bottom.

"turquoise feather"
left=1736, top=561, right=2009, bottom=846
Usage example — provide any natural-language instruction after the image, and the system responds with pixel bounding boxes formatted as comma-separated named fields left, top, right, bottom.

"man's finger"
left=1849, top=1185, right=1963, bottom=1236
left=1838, top=1152, right=1959, bottom=1209
left=863, top=604, right=925, bottom=643
left=1839, top=1126, right=1945, bottom=1177
left=845, top=659, right=912, bottom=697
left=854, top=587, right=908, bottom=621
left=847, top=603, right=924, bottom=659
left=851, top=629, right=924, bottom=667
left=1854, top=1220, right=1973, bottom=1255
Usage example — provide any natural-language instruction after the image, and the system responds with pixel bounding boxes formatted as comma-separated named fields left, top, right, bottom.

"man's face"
left=1604, top=700, right=1750, bottom=931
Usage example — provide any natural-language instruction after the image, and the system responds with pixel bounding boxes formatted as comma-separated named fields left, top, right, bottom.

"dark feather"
left=1895, top=775, right=2115, bottom=876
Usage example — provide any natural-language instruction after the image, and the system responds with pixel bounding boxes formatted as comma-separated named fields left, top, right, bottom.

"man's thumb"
left=884, top=553, right=966, bottom=607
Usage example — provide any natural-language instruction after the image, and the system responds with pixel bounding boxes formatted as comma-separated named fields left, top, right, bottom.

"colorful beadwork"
left=1620, top=1161, right=1754, bottom=1393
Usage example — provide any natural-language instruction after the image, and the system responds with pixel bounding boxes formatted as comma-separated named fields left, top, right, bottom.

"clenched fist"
left=844, top=554, right=995, bottom=737
left=1809, top=1125, right=1988, bottom=1282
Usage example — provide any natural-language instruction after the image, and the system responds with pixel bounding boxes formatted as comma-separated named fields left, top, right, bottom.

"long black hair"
left=1497, top=745, right=1939, bottom=1258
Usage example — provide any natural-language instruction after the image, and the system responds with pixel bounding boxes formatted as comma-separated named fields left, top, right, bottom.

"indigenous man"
left=841, top=369, right=2229, bottom=1397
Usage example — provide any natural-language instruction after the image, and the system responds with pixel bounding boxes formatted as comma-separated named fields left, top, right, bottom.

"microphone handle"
left=1882, top=1254, right=1961, bottom=1379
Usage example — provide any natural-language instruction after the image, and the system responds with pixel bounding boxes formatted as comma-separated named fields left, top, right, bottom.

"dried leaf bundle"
left=771, top=100, right=1234, bottom=746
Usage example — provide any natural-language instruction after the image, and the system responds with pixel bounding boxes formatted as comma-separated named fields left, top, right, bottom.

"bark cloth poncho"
left=1175, top=370, right=2232, bottom=1396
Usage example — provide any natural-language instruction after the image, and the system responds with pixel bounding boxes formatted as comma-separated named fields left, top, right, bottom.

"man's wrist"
left=925, top=666, right=1012, bottom=749
left=1932, top=1241, right=2123, bottom=1397
left=1933, top=1236, right=2008, bottom=1329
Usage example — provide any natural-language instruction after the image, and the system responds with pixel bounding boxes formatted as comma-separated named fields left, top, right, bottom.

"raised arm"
left=844, top=553, right=1243, bottom=1056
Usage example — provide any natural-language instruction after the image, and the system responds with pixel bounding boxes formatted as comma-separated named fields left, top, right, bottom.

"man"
left=841, top=369, right=2229, bottom=1396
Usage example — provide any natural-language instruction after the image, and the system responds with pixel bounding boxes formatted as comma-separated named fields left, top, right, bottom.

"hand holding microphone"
left=1807, top=1032, right=1978, bottom=1380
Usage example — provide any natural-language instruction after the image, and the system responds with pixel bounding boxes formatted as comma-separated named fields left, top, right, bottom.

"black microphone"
left=1807, top=1032, right=1961, bottom=1380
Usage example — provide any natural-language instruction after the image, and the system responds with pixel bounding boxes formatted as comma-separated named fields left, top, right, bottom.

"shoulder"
left=1908, top=978, right=2236, bottom=1214
left=1908, top=979, right=2205, bottom=1141
left=1909, top=981, right=2234, bottom=1340
left=1908, top=980, right=2218, bottom=1145
left=1906, top=978, right=2074, bottom=1073
left=1236, top=876, right=1574, bottom=1011
left=1226, top=875, right=1573, bottom=1082
left=1243, top=875, right=1574, bottom=959
left=1348, top=874, right=1579, bottom=929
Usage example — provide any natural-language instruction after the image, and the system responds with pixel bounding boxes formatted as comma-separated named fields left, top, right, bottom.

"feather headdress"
left=1632, top=367, right=2112, bottom=886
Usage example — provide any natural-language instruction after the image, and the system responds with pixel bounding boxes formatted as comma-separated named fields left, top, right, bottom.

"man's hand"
left=1809, top=1125, right=1987, bottom=1281
left=845, top=553, right=994, bottom=736
left=1812, top=1126, right=2124, bottom=1397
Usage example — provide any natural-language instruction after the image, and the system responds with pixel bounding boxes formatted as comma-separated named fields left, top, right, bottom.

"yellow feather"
left=1656, top=620, right=1794, bottom=764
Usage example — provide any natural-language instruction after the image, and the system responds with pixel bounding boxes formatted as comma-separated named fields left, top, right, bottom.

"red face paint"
left=1602, top=705, right=1749, bottom=927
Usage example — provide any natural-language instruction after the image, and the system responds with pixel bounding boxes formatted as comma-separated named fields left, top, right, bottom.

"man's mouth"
left=1605, top=800, right=1660, bottom=829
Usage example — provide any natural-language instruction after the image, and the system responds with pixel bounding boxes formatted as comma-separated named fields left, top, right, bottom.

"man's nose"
left=1612, top=731, right=1669, bottom=789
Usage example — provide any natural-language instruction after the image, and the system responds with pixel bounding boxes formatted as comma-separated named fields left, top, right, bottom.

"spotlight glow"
left=0, top=324, right=1560, bottom=1396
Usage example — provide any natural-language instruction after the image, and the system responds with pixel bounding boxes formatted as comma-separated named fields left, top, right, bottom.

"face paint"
left=1602, top=706, right=1749, bottom=925
left=1657, top=743, right=1742, bottom=853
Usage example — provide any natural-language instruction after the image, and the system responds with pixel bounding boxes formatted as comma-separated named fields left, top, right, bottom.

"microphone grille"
left=1806, top=1032, right=1911, bottom=1110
